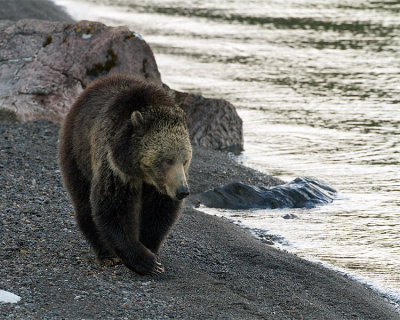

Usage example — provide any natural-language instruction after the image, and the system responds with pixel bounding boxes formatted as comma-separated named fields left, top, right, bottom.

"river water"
left=53, top=0, right=400, bottom=304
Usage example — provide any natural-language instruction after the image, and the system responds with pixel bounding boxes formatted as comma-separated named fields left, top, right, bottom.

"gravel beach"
left=1, top=119, right=399, bottom=319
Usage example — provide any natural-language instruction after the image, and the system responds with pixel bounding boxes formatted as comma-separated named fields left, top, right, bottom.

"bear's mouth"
left=146, top=176, right=170, bottom=198
left=155, top=184, right=167, bottom=196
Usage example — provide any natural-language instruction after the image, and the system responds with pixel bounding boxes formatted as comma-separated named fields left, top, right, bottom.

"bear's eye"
left=165, top=159, right=174, bottom=166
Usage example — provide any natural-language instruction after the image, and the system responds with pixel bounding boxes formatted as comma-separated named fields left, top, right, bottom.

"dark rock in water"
left=282, top=213, right=299, bottom=219
left=199, top=177, right=337, bottom=210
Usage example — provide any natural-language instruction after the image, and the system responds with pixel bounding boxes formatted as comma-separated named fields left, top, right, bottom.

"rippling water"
left=54, top=0, right=400, bottom=303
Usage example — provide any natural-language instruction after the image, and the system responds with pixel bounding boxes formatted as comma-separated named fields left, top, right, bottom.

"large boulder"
left=0, top=19, right=160, bottom=123
left=0, top=19, right=243, bottom=151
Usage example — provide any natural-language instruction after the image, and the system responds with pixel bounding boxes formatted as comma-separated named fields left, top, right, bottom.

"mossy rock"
left=86, top=49, right=118, bottom=77
left=42, top=36, right=52, bottom=47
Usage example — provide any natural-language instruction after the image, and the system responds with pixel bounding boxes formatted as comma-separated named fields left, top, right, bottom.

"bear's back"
left=71, top=75, right=173, bottom=128
left=61, top=75, right=175, bottom=180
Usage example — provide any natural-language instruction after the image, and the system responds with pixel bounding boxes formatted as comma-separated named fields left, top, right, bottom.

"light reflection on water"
left=55, top=0, right=400, bottom=301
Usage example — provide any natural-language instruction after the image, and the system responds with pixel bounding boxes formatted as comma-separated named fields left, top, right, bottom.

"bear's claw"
left=132, top=261, right=164, bottom=275
left=152, top=261, right=165, bottom=275
left=122, top=246, right=165, bottom=275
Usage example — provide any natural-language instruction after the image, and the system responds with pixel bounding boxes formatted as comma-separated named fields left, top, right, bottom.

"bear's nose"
left=176, top=186, right=190, bottom=200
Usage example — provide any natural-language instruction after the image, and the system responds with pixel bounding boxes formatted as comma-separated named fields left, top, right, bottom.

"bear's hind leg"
left=61, top=156, right=113, bottom=260
left=75, top=196, right=115, bottom=260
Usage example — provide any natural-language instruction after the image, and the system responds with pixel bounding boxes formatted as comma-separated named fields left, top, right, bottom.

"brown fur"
left=58, top=74, right=192, bottom=275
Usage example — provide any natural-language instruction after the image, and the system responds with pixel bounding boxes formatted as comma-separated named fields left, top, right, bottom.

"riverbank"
left=1, top=119, right=399, bottom=319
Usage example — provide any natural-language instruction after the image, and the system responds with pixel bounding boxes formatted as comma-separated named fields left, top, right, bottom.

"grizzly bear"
left=58, top=74, right=192, bottom=275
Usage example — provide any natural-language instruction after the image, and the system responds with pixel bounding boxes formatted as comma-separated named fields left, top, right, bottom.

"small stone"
left=282, top=213, right=299, bottom=219
left=193, top=200, right=201, bottom=208
left=260, top=239, right=274, bottom=245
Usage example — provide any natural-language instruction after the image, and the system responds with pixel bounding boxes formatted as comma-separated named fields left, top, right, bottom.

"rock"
left=282, top=213, right=299, bottom=219
left=198, top=177, right=337, bottom=210
left=169, top=89, right=243, bottom=152
left=0, top=19, right=243, bottom=151
left=0, top=19, right=160, bottom=124
left=0, top=289, right=21, bottom=304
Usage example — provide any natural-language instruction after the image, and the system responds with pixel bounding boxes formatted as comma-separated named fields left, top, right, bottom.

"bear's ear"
left=131, top=111, right=144, bottom=127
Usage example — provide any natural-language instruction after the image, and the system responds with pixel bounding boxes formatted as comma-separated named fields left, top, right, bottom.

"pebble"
left=282, top=213, right=299, bottom=219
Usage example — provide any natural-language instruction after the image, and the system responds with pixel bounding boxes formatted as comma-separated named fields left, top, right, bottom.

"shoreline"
left=200, top=207, right=400, bottom=313
left=1, top=119, right=399, bottom=319
left=199, top=204, right=400, bottom=311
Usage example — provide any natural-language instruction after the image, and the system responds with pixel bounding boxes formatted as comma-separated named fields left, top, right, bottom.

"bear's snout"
left=176, top=186, right=190, bottom=200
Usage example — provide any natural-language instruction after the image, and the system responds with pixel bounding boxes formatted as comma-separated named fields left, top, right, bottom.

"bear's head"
left=131, top=106, right=192, bottom=201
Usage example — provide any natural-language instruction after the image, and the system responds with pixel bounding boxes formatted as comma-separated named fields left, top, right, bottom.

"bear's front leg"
left=90, top=177, right=164, bottom=275
left=140, top=184, right=182, bottom=255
